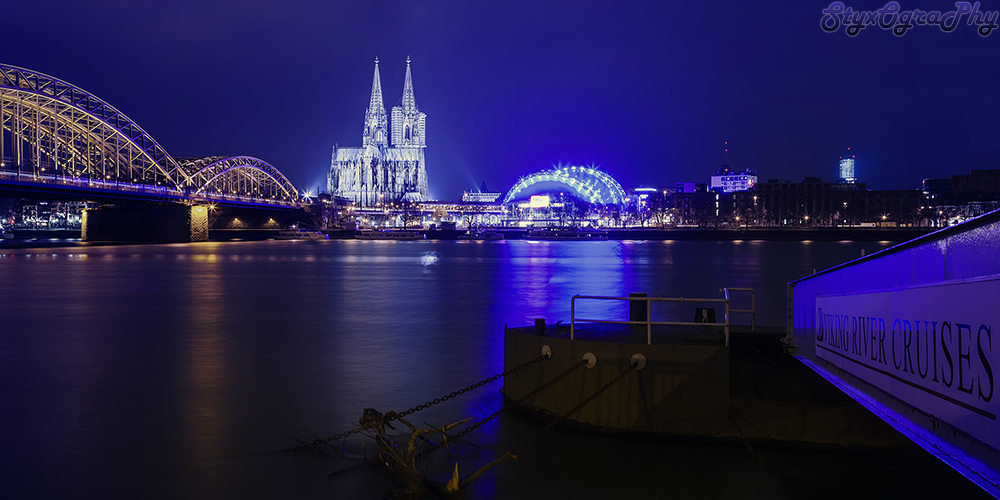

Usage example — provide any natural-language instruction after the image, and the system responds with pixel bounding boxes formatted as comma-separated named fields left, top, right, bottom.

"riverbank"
left=601, top=227, right=933, bottom=241
left=424, top=227, right=935, bottom=242
left=3, top=226, right=936, bottom=244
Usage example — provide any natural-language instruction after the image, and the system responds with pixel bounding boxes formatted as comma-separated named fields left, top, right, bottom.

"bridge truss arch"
left=179, top=156, right=300, bottom=203
left=502, top=164, right=627, bottom=206
left=0, top=64, right=187, bottom=191
left=0, top=63, right=301, bottom=205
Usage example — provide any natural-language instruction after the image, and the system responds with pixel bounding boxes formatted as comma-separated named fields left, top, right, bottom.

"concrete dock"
left=503, top=323, right=914, bottom=447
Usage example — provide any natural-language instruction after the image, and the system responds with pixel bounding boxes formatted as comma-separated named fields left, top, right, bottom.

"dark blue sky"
left=7, top=1, right=999, bottom=199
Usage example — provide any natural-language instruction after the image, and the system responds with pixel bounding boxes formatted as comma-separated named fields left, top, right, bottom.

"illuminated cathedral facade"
left=328, top=57, right=428, bottom=206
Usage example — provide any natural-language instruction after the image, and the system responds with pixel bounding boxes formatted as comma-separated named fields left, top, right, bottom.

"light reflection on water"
left=0, top=239, right=988, bottom=499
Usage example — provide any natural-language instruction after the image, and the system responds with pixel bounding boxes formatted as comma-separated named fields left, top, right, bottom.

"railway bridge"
left=0, top=64, right=306, bottom=241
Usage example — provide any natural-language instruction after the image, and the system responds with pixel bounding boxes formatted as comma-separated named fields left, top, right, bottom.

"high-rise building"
left=328, top=57, right=429, bottom=206
left=839, top=149, right=856, bottom=183
left=710, top=165, right=757, bottom=193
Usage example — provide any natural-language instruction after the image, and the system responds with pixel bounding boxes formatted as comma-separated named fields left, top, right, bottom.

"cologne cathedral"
left=328, top=57, right=428, bottom=206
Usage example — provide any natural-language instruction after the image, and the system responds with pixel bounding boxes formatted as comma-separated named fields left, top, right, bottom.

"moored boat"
left=355, top=229, right=426, bottom=240
left=458, top=228, right=504, bottom=240
left=275, top=227, right=328, bottom=240
left=525, top=227, right=608, bottom=241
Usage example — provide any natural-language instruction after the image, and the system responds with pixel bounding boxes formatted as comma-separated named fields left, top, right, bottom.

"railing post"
left=751, top=289, right=756, bottom=332
left=646, top=297, right=652, bottom=345
left=629, top=292, right=647, bottom=338
left=570, top=295, right=576, bottom=341
left=724, top=299, right=730, bottom=347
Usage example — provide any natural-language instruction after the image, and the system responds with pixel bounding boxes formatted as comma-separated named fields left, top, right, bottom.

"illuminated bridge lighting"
left=502, top=164, right=626, bottom=206
left=0, top=63, right=300, bottom=205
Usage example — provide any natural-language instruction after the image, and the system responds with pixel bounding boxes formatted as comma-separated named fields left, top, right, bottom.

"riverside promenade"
left=0, top=226, right=937, bottom=242
left=427, top=227, right=936, bottom=241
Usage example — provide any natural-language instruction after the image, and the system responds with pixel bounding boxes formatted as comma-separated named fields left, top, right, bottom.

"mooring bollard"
left=534, top=318, right=545, bottom=336
left=694, top=307, right=716, bottom=323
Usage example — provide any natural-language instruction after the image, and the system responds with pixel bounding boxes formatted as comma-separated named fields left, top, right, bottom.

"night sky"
left=6, top=1, right=999, bottom=199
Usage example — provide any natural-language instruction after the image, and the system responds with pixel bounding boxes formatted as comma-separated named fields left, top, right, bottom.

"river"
left=0, top=239, right=989, bottom=499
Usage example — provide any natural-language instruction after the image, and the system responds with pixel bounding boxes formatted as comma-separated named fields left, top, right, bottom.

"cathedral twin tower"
left=328, top=57, right=428, bottom=207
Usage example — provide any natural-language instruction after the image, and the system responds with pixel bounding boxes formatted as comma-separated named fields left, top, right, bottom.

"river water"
left=0, top=239, right=990, bottom=499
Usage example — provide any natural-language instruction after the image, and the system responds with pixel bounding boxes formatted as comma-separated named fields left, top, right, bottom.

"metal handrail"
left=721, top=287, right=756, bottom=331
left=571, top=294, right=732, bottom=346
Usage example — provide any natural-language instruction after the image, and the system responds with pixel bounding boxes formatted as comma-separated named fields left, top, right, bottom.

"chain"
left=307, top=426, right=365, bottom=447
left=423, top=359, right=589, bottom=456
left=457, top=361, right=639, bottom=489
left=394, top=354, right=548, bottom=419
left=728, top=405, right=771, bottom=458
left=308, top=353, right=548, bottom=447
left=729, top=407, right=756, bottom=456
left=513, top=362, right=638, bottom=454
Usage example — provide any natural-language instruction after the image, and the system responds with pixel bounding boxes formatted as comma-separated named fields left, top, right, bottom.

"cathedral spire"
left=369, top=57, right=385, bottom=112
left=401, top=56, right=416, bottom=112
left=363, top=57, right=388, bottom=147
left=391, top=57, right=425, bottom=148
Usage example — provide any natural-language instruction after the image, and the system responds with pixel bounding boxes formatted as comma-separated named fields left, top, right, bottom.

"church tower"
left=362, top=58, right=388, bottom=148
left=330, top=57, right=429, bottom=207
left=391, top=57, right=426, bottom=148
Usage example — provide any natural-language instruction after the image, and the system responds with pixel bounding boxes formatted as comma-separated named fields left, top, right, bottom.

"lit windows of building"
left=710, top=172, right=757, bottom=193
left=839, top=148, right=856, bottom=183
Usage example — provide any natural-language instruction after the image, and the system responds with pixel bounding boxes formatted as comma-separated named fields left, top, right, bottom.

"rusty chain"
left=422, top=358, right=589, bottom=456
left=308, top=353, right=548, bottom=447
left=505, top=361, right=637, bottom=454
left=458, top=361, right=639, bottom=489
left=306, top=426, right=366, bottom=447
left=393, top=353, right=548, bottom=419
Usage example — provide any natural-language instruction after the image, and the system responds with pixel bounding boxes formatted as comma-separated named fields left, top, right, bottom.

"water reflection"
left=179, top=260, right=232, bottom=496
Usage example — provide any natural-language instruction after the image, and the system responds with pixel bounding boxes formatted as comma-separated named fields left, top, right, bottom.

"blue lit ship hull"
left=525, top=227, right=608, bottom=241
left=275, top=228, right=328, bottom=240
left=458, top=229, right=504, bottom=240
left=355, top=229, right=425, bottom=240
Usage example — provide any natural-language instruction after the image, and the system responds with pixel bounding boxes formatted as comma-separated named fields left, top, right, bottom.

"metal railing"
left=0, top=170, right=299, bottom=207
left=571, top=294, right=732, bottom=346
left=721, top=287, right=756, bottom=332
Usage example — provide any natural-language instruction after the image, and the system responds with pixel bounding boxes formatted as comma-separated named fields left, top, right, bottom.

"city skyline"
left=5, top=1, right=998, bottom=200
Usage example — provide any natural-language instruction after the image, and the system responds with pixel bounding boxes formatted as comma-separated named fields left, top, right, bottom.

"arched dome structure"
left=502, top=165, right=626, bottom=206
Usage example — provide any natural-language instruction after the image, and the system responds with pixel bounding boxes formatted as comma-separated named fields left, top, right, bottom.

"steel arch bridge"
left=177, top=156, right=299, bottom=202
left=0, top=63, right=300, bottom=205
left=502, top=164, right=627, bottom=206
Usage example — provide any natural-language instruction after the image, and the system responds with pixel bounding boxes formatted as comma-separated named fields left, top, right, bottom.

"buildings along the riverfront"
left=328, top=58, right=428, bottom=207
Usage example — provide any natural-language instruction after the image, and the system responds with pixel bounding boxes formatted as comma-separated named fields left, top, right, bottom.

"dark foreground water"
left=0, top=239, right=990, bottom=499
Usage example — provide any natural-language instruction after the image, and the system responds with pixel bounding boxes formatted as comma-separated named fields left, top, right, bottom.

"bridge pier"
left=82, top=205, right=209, bottom=243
